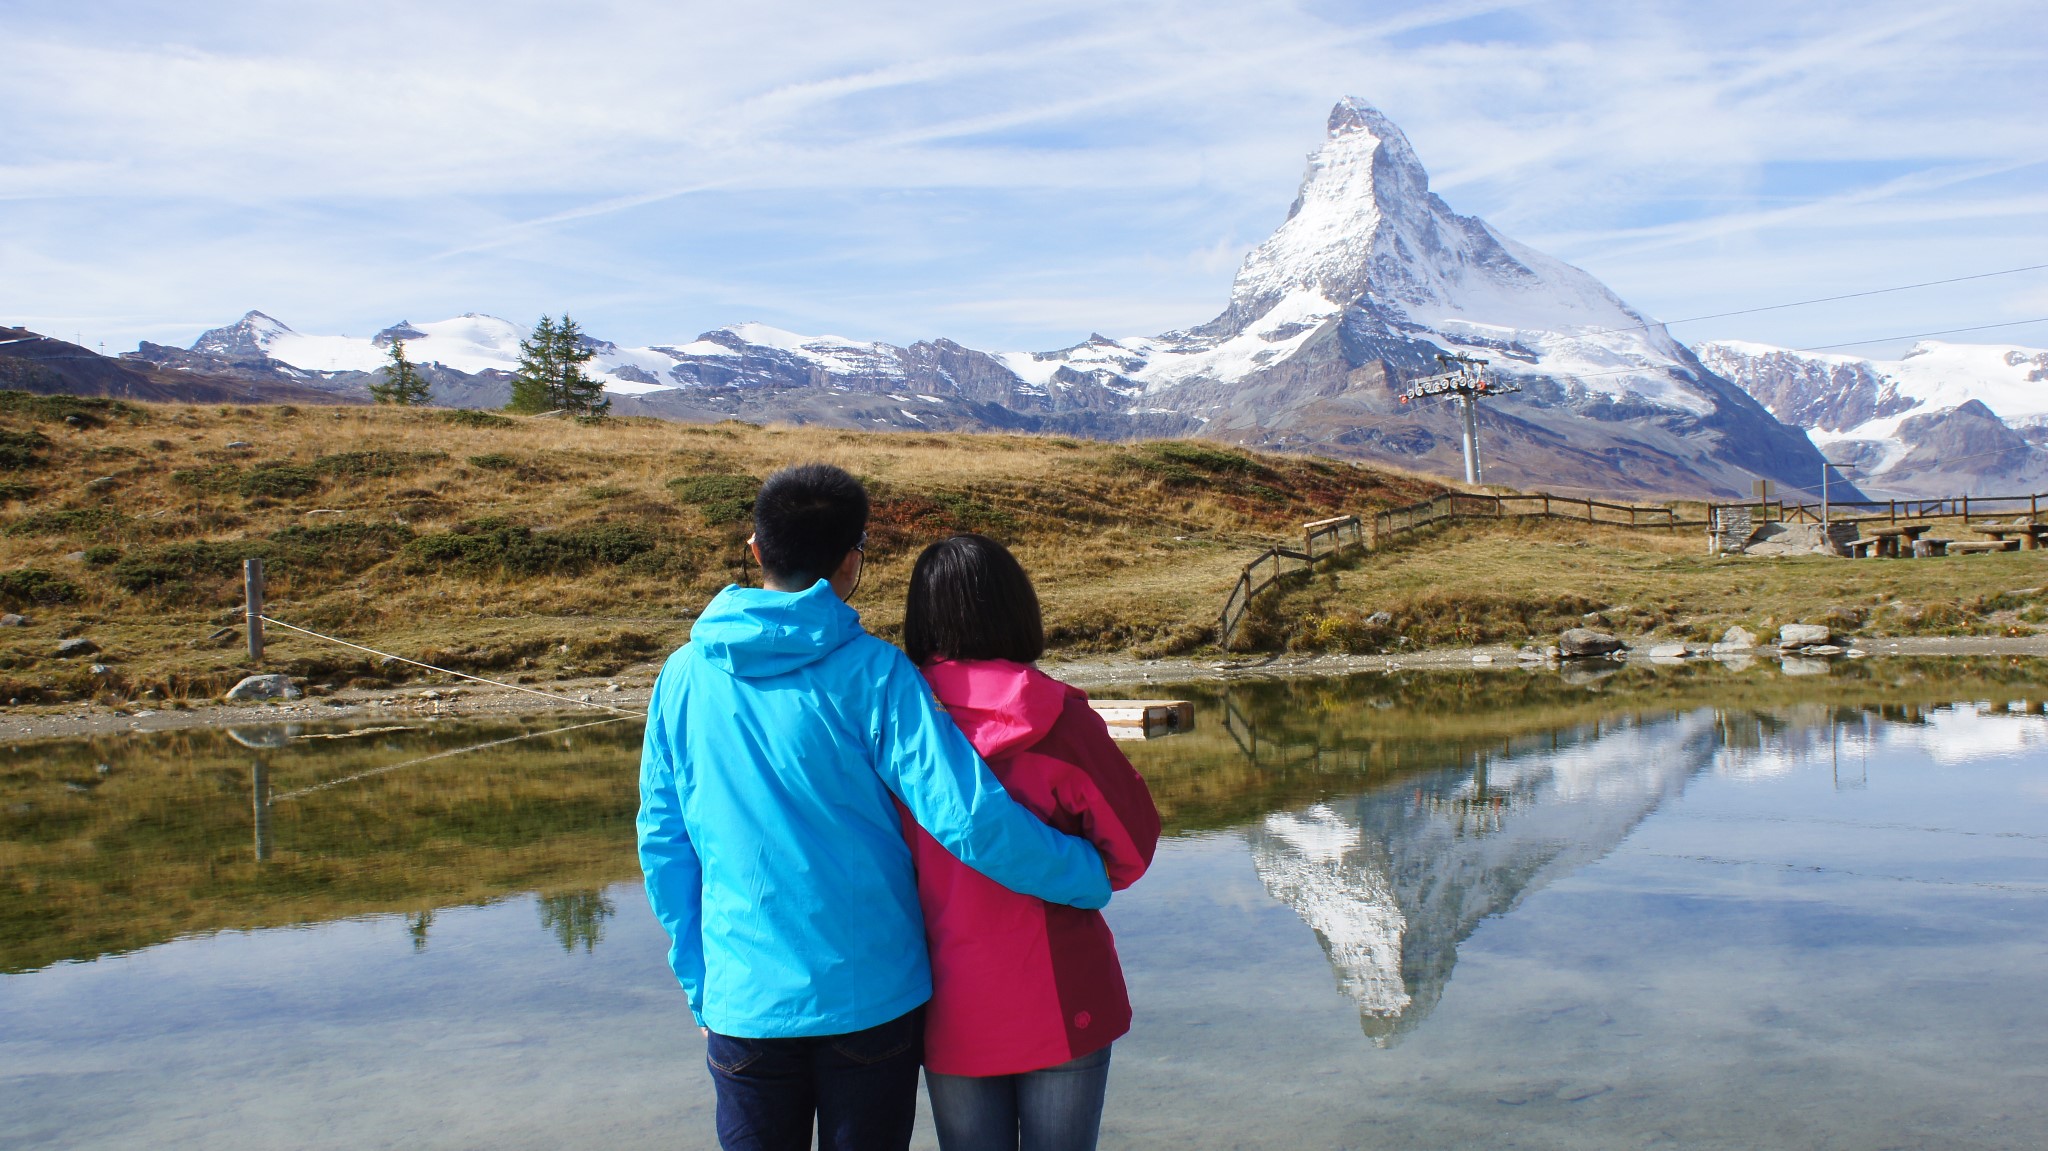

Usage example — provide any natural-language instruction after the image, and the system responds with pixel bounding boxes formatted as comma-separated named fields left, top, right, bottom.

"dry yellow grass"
left=1244, top=514, right=2048, bottom=651
left=0, top=395, right=1444, bottom=701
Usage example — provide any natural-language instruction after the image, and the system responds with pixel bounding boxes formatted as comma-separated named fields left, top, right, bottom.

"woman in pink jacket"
left=900, top=533, right=1161, bottom=1151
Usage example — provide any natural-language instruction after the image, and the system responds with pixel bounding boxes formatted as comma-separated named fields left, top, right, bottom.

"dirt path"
left=10, top=634, right=2048, bottom=741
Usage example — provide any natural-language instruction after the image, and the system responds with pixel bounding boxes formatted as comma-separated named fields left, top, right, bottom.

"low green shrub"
left=0, top=567, right=79, bottom=608
left=239, top=461, right=321, bottom=499
left=443, top=409, right=515, bottom=429
left=669, top=473, right=761, bottom=525
left=0, top=390, right=135, bottom=425
left=404, top=518, right=658, bottom=577
left=4, top=506, right=125, bottom=537
left=311, top=449, right=447, bottom=479
left=1122, top=440, right=1276, bottom=488
left=468, top=453, right=517, bottom=470
left=0, top=429, right=50, bottom=470
left=110, top=521, right=416, bottom=598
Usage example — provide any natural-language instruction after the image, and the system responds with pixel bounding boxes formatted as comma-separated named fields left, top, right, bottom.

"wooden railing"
left=1721, top=492, right=2048, bottom=526
left=1218, top=515, right=1363, bottom=650
left=1373, top=492, right=1693, bottom=543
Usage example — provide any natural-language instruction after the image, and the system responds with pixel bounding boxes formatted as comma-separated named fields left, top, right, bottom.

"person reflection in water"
left=902, top=534, right=1161, bottom=1151
left=637, top=464, right=1115, bottom=1151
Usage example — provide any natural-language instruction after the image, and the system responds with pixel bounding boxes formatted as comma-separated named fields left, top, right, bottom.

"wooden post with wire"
left=244, top=557, right=265, bottom=664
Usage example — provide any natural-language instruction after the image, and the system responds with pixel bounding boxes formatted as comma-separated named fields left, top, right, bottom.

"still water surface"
left=5, top=663, right=2048, bottom=1149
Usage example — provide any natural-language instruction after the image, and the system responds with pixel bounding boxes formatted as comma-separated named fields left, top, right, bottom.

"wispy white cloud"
left=0, top=0, right=2043, bottom=355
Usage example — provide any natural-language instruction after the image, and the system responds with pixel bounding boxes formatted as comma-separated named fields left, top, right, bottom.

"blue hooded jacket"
left=637, top=580, right=1113, bottom=1039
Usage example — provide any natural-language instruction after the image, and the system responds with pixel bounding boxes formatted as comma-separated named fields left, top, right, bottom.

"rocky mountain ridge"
left=1697, top=339, right=2048, bottom=497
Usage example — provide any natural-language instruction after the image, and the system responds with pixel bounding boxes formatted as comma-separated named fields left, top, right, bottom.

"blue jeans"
left=924, top=1045, right=1113, bottom=1151
left=705, top=1008, right=924, bottom=1151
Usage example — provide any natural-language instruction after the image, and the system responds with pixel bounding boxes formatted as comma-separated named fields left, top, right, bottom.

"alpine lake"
left=6, top=656, right=2048, bottom=1150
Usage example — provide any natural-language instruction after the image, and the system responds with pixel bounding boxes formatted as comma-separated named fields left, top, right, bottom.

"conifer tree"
left=551, top=315, right=609, bottom=416
left=370, top=338, right=431, bottom=406
left=508, top=316, right=561, bottom=413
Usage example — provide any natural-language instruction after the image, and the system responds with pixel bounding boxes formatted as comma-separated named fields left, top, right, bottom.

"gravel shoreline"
left=10, top=634, right=2048, bottom=741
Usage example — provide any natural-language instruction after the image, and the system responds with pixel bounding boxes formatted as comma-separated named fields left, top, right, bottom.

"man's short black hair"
left=903, top=533, right=1045, bottom=665
left=753, top=463, right=869, bottom=586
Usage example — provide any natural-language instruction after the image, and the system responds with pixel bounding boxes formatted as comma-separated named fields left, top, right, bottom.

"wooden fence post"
left=251, top=760, right=270, bottom=862
left=244, top=557, right=264, bottom=664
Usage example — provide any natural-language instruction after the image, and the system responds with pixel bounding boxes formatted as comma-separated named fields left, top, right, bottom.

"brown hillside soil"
left=0, top=395, right=1444, bottom=705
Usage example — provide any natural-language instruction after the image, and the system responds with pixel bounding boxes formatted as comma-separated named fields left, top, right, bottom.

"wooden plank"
left=1088, top=699, right=1195, bottom=740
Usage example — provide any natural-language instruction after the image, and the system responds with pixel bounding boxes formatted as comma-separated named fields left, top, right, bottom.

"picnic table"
left=1851, top=523, right=1933, bottom=558
left=1970, top=522, right=2048, bottom=550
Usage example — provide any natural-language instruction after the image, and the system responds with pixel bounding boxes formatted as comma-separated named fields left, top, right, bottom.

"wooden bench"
left=1949, top=540, right=2020, bottom=555
left=1972, top=524, right=2044, bottom=550
left=1846, top=538, right=1880, bottom=558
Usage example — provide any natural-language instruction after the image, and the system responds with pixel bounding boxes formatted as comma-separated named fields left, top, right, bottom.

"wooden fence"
left=1373, top=492, right=1695, bottom=543
left=1217, top=515, right=1363, bottom=650
left=1719, top=492, right=2048, bottom=527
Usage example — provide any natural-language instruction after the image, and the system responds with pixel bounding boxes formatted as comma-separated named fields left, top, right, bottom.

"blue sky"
left=3, top=0, right=2044, bottom=358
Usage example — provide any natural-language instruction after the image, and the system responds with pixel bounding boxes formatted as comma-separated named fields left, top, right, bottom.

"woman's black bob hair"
left=903, top=533, right=1045, bottom=666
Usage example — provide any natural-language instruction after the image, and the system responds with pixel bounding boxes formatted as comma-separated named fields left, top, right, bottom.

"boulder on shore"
left=1645, top=642, right=1689, bottom=660
left=54, top=637, right=99, bottom=658
left=225, top=673, right=301, bottom=702
left=1559, top=628, right=1625, bottom=658
left=1712, top=626, right=1757, bottom=653
left=1779, top=623, right=1832, bottom=649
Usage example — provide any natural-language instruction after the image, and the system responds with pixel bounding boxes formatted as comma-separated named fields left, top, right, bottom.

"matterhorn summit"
left=1010, top=97, right=1833, bottom=496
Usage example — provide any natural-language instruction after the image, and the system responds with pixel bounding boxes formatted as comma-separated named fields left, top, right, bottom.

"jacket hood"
left=922, top=659, right=1072, bottom=759
left=690, top=581, right=864, bottom=678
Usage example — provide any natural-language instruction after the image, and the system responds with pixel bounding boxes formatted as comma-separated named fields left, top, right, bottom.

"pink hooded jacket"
left=905, top=658, right=1161, bottom=1077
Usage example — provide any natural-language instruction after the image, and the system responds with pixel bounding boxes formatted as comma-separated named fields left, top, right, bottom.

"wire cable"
left=259, top=615, right=645, bottom=717
left=1576, top=261, right=2048, bottom=339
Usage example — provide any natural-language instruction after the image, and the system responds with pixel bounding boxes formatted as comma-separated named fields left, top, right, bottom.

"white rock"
left=225, top=674, right=301, bottom=702
left=1646, top=642, right=1689, bottom=659
left=1717, top=625, right=1757, bottom=651
left=1779, top=623, right=1832, bottom=648
left=1471, top=653, right=1494, bottom=665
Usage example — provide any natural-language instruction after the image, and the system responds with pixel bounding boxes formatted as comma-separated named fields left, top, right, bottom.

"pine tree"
left=551, top=315, right=609, bottom=417
left=370, top=338, right=431, bottom=406
left=508, top=316, right=561, bottom=413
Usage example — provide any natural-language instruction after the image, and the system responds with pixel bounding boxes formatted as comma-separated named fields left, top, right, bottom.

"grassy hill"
left=5, top=391, right=2046, bottom=707
left=0, top=393, right=1443, bottom=703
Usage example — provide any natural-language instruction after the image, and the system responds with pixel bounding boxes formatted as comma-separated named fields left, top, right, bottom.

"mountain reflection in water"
left=1246, top=711, right=1710, bottom=1043
left=1113, top=666, right=2048, bottom=1047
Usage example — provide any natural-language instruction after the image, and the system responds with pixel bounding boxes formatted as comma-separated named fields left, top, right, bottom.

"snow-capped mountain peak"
left=1697, top=338, right=2048, bottom=497
left=191, top=310, right=293, bottom=359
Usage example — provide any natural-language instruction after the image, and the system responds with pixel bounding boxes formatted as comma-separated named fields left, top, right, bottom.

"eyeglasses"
left=742, top=532, right=868, bottom=598
left=846, top=532, right=868, bottom=600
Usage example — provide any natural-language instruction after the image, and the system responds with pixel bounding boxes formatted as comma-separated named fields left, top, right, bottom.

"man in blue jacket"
left=638, top=462, right=1111, bottom=1151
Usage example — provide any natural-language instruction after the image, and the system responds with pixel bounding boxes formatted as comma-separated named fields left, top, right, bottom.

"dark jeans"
left=705, top=1007, right=924, bottom=1151
left=924, top=1045, right=1113, bottom=1151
